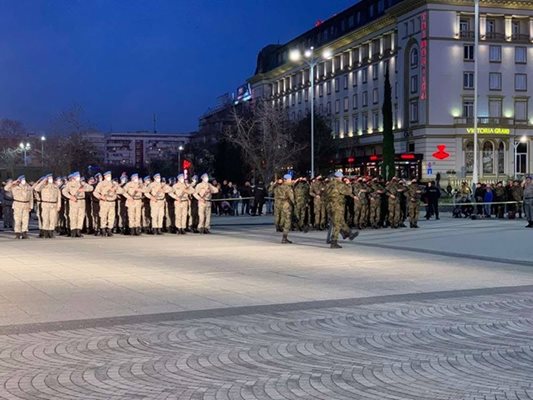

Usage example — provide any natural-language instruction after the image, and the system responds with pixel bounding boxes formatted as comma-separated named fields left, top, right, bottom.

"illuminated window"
left=489, top=73, right=502, bottom=90
left=373, top=88, right=379, bottom=104
left=362, top=113, right=368, bottom=131
left=362, top=68, right=368, bottom=83
left=515, top=100, right=528, bottom=122
left=489, top=98, right=502, bottom=117
left=372, top=65, right=378, bottom=80
left=344, top=96, right=349, bottom=111
left=335, top=78, right=340, bottom=92
left=515, top=74, right=527, bottom=91
left=372, top=111, right=379, bottom=129
left=343, top=118, right=349, bottom=134
left=327, top=81, right=332, bottom=94
left=515, top=47, right=527, bottom=64
left=462, top=99, right=474, bottom=118
left=362, top=91, right=368, bottom=107
left=335, top=99, right=340, bottom=113
left=353, top=94, right=358, bottom=109
left=343, top=75, right=348, bottom=89
left=482, top=141, right=494, bottom=174
left=352, top=71, right=357, bottom=87
left=489, top=45, right=501, bottom=63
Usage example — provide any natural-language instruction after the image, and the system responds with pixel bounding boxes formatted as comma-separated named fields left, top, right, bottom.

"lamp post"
left=472, top=0, right=480, bottom=185
left=178, top=145, right=184, bottom=172
left=40, top=136, right=46, bottom=167
left=19, top=142, right=31, bottom=167
left=513, top=135, right=527, bottom=178
left=289, top=47, right=332, bottom=179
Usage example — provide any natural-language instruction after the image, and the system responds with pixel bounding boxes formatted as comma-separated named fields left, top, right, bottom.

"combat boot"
left=180, top=229, right=186, bottom=235
left=155, top=228, right=162, bottom=235
left=413, top=223, right=419, bottom=228
left=107, top=228, right=113, bottom=237
left=70, top=230, right=76, bottom=238
left=39, top=229, right=44, bottom=238
left=330, top=241, right=342, bottom=249
left=22, top=232, right=29, bottom=239
left=281, top=234, right=292, bottom=244
left=204, top=229, right=211, bottom=234
left=15, top=233, right=21, bottom=239
left=349, top=230, right=359, bottom=241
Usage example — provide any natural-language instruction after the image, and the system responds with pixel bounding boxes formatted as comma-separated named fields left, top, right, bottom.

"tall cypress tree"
left=382, top=65, right=395, bottom=180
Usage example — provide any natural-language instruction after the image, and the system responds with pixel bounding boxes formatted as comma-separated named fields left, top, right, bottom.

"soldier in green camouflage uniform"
left=269, top=178, right=284, bottom=232
left=351, top=178, right=362, bottom=228
left=386, top=177, right=402, bottom=228
left=325, top=171, right=359, bottom=248
left=310, top=176, right=326, bottom=230
left=278, top=174, right=295, bottom=244
left=405, top=179, right=422, bottom=228
left=293, top=177, right=310, bottom=231
left=369, top=178, right=384, bottom=229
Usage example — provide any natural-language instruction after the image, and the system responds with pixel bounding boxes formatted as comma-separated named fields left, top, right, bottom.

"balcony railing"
left=454, top=117, right=517, bottom=126
left=460, top=30, right=475, bottom=40
left=484, top=32, right=505, bottom=41
left=512, top=33, right=530, bottom=43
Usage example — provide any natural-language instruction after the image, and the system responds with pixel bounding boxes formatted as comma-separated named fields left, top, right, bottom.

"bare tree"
left=227, top=101, right=303, bottom=183
left=0, top=147, right=21, bottom=176
left=0, top=119, right=26, bottom=138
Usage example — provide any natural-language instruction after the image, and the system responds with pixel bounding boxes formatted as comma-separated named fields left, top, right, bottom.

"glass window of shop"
left=482, top=141, right=494, bottom=174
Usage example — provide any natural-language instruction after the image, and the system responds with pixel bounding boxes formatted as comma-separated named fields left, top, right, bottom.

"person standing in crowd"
left=493, top=181, right=506, bottom=219
left=1, top=179, right=14, bottom=230
left=240, top=181, right=252, bottom=215
left=310, top=176, right=326, bottom=230
left=523, top=176, right=533, bottom=228
left=33, top=174, right=61, bottom=238
left=293, top=177, right=310, bottom=231
left=117, top=173, right=129, bottom=234
left=32, top=178, right=44, bottom=237
left=406, top=179, right=422, bottom=228
left=4, top=175, right=33, bottom=239
left=325, top=171, right=358, bottom=248
left=474, top=182, right=484, bottom=216
left=511, top=180, right=524, bottom=219
left=123, top=173, right=144, bottom=236
left=93, top=171, right=124, bottom=237
left=277, top=174, right=295, bottom=244
left=369, top=178, right=384, bottom=229
left=193, top=173, right=219, bottom=234
left=252, top=180, right=266, bottom=216
left=169, top=173, right=195, bottom=234
left=62, top=172, right=94, bottom=238
left=483, top=184, right=494, bottom=218
left=144, top=173, right=170, bottom=235
left=424, top=181, right=441, bottom=220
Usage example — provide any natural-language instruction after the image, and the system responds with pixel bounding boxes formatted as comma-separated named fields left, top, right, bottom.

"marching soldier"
left=1, top=179, right=14, bottom=230
left=93, top=171, right=124, bottom=237
left=33, top=174, right=61, bottom=238
left=169, top=174, right=195, bottom=234
left=193, top=173, right=219, bottom=234
left=278, top=174, right=295, bottom=244
left=123, top=173, right=144, bottom=236
left=144, top=173, right=171, bottom=235
left=405, top=179, right=422, bottom=228
left=293, top=177, right=310, bottom=231
left=310, top=176, right=327, bottom=230
left=62, top=172, right=94, bottom=238
left=325, top=171, right=358, bottom=248
left=4, top=175, right=33, bottom=239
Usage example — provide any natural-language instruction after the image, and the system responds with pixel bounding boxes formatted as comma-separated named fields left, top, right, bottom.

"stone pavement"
left=0, top=215, right=532, bottom=399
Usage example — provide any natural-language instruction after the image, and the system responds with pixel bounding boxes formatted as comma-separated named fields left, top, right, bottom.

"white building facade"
left=249, top=0, right=533, bottom=182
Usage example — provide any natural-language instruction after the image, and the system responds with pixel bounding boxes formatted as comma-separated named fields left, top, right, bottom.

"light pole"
left=513, top=135, right=527, bottom=178
left=178, top=145, right=184, bottom=172
left=472, top=0, right=480, bottom=185
left=290, top=47, right=332, bottom=178
left=40, top=136, right=46, bottom=167
left=19, top=142, right=31, bottom=167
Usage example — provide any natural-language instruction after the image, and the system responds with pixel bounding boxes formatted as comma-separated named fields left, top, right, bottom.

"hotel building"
left=249, top=0, right=533, bottom=181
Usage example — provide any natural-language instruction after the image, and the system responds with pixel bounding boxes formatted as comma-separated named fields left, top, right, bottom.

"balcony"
left=512, top=33, right=530, bottom=43
left=484, top=32, right=505, bottom=41
left=460, top=31, right=474, bottom=40
left=454, top=117, right=517, bottom=126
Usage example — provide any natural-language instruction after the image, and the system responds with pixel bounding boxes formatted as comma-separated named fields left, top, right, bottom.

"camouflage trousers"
left=313, top=197, right=326, bottom=227
left=408, top=201, right=419, bottom=225
left=369, top=198, right=381, bottom=227
left=280, top=202, right=293, bottom=234
left=330, top=207, right=350, bottom=242
left=358, top=202, right=369, bottom=228
left=388, top=198, right=401, bottom=227
left=294, top=200, right=308, bottom=228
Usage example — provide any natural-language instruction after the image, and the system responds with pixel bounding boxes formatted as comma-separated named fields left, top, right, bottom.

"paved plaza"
left=0, top=215, right=532, bottom=399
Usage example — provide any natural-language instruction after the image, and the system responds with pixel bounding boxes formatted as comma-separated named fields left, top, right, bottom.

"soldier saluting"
left=93, top=171, right=124, bottom=237
left=61, top=172, right=93, bottom=238
left=4, top=175, right=33, bottom=239
left=193, top=173, right=219, bottom=234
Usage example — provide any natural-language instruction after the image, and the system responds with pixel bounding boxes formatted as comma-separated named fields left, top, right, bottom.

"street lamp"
left=289, top=46, right=332, bottom=178
left=472, top=0, right=480, bottom=186
left=19, top=142, right=31, bottom=167
left=178, top=145, right=184, bottom=171
left=40, top=136, right=46, bottom=167
left=513, top=135, right=527, bottom=178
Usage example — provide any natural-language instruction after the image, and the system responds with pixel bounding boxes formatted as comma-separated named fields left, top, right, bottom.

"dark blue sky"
left=0, top=0, right=355, bottom=133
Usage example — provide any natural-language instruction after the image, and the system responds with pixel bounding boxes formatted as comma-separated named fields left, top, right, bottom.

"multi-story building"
left=104, top=131, right=193, bottom=169
left=249, top=0, right=533, bottom=181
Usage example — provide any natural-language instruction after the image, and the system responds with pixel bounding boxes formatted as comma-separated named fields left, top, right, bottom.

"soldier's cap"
left=201, top=173, right=209, bottom=180
left=68, top=172, right=80, bottom=179
left=334, top=171, right=343, bottom=178
left=103, top=171, right=112, bottom=177
left=373, top=177, right=378, bottom=181
left=357, top=177, right=363, bottom=181
left=192, top=175, right=198, bottom=181
left=17, top=175, right=25, bottom=181
left=283, top=174, right=292, bottom=180
left=391, top=176, right=398, bottom=180
left=177, top=174, right=184, bottom=180
left=95, top=173, right=102, bottom=178
left=411, top=178, right=417, bottom=183
left=44, top=173, right=53, bottom=179
left=121, top=172, right=128, bottom=177
left=153, top=173, right=161, bottom=179
left=143, top=176, right=151, bottom=181
left=131, top=173, right=139, bottom=180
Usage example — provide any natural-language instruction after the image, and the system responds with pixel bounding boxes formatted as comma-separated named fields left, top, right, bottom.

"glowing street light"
left=40, top=136, right=46, bottom=167
left=19, top=142, right=31, bottom=167
left=178, top=145, right=184, bottom=171
left=289, top=46, right=332, bottom=178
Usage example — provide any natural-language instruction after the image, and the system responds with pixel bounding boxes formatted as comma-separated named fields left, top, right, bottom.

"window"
left=353, top=115, right=359, bottom=133
left=409, top=101, right=419, bottom=122
left=463, top=99, right=474, bottom=118
left=512, top=21, right=520, bottom=35
left=327, top=101, right=331, bottom=114
left=489, top=73, right=502, bottom=90
left=319, top=103, right=324, bottom=114
left=297, top=92, right=302, bottom=104
left=515, top=74, right=527, bottom=91
left=463, top=71, right=474, bottom=89
left=352, top=71, right=357, bottom=87
left=482, top=141, right=494, bottom=174
left=372, top=111, right=379, bottom=130
left=410, top=75, right=419, bottom=93
left=498, top=142, right=505, bottom=174
left=410, top=48, right=419, bottom=68
left=343, top=75, right=348, bottom=89
left=515, top=47, right=527, bottom=64
left=291, top=94, right=295, bottom=106
left=515, top=100, right=528, bottom=122
left=297, top=110, right=302, bottom=120
left=352, top=94, right=358, bottom=109
left=362, top=68, right=368, bottom=83
left=335, top=78, right=340, bottom=92
left=489, top=99, right=502, bottom=118
left=464, top=45, right=474, bottom=61
left=335, top=99, right=340, bottom=113
left=304, top=90, right=309, bottom=102
left=465, top=141, right=474, bottom=173
left=344, top=96, right=349, bottom=111
left=362, top=91, right=368, bottom=107
left=327, top=81, right=332, bottom=94
left=334, top=119, right=340, bottom=136
left=373, top=88, right=379, bottom=104
left=362, top=113, right=368, bottom=131
left=486, top=19, right=495, bottom=33
left=343, top=118, right=349, bottom=135
left=489, top=45, right=501, bottom=62
left=460, top=19, right=469, bottom=34
left=372, top=65, right=378, bottom=80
